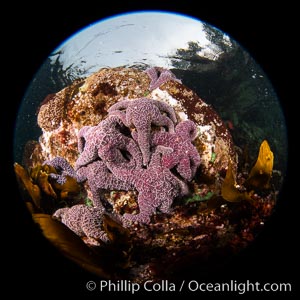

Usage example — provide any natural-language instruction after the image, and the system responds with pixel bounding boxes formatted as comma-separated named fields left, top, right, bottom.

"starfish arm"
left=177, top=157, right=193, bottom=181
left=100, top=133, right=142, bottom=168
left=151, top=114, right=175, bottom=133
left=145, top=67, right=164, bottom=90
left=123, top=193, right=155, bottom=224
left=52, top=207, right=69, bottom=220
left=152, top=99, right=177, bottom=124
left=145, top=67, right=159, bottom=80
left=189, top=148, right=201, bottom=177
left=161, top=71, right=182, bottom=86
left=107, top=163, right=136, bottom=186
left=99, top=162, right=134, bottom=190
left=131, top=130, right=138, bottom=141
left=89, top=187, right=105, bottom=209
left=145, top=68, right=181, bottom=91
left=100, top=145, right=128, bottom=165
left=123, top=138, right=143, bottom=168
left=136, top=127, right=152, bottom=166
left=161, top=153, right=178, bottom=169
left=145, top=67, right=159, bottom=90
left=48, top=173, right=67, bottom=184
left=107, top=99, right=131, bottom=112
left=100, top=115, right=121, bottom=130
left=149, top=145, right=173, bottom=168
left=78, top=207, right=108, bottom=242
left=82, top=221, right=108, bottom=242
left=43, top=157, right=73, bottom=175
left=108, top=175, right=134, bottom=191
left=81, top=161, right=131, bottom=207
left=44, top=157, right=85, bottom=183
left=75, top=166, right=88, bottom=182
left=75, top=144, right=98, bottom=170
left=108, top=110, right=128, bottom=127
left=151, top=131, right=171, bottom=147
left=176, top=120, right=198, bottom=141
left=159, top=198, right=173, bottom=213
left=55, top=205, right=85, bottom=237
left=174, top=175, right=190, bottom=196
left=77, top=126, right=92, bottom=152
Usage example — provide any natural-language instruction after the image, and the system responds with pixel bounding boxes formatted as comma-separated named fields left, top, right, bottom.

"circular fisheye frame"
left=14, top=11, right=287, bottom=281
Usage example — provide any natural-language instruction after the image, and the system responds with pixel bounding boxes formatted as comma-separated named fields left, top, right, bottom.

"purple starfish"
left=151, top=120, right=201, bottom=181
left=43, top=156, right=84, bottom=184
left=108, top=98, right=177, bottom=166
left=75, top=115, right=143, bottom=170
left=108, top=146, right=189, bottom=224
left=53, top=204, right=109, bottom=243
left=76, top=160, right=134, bottom=208
left=44, top=157, right=134, bottom=208
left=174, top=119, right=198, bottom=141
left=145, top=67, right=181, bottom=91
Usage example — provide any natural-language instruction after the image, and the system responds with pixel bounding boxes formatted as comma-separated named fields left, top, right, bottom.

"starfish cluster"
left=46, top=68, right=201, bottom=242
left=151, top=120, right=200, bottom=181
left=108, top=145, right=189, bottom=224
left=75, top=115, right=143, bottom=170
left=108, top=97, right=177, bottom=165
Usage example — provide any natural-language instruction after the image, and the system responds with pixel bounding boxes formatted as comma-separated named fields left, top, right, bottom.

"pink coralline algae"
left=145, top=67, right=182, bottom=91
left=75, top=115, right=143, bottom=170
left=108, top=146, right=189, bottom=224
left=53, top=204, right=109, bottom=243
left=108, top=97, right=177, bottom=165
left=151, top=120, right=201, bottom=181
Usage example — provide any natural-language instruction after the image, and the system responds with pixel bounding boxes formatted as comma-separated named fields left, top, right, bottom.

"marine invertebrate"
left=75, top=115, right=142, bottom=170
left=43, top=157, right=80, bottom=184
left=145, top=67, right=181, bottom=91
left=45, top=157, right=133, bottom=208
left=32, top=67, right=237, bottom=180
left=108, top=98, right=177, bottom=165
left=76, top=160, right=134, bottom=208
left=43, top=98, right=200, bottom=221
left=14, top=162, right=82, bottom=213
left=53, top=204, right=109, bottom=244
left=151, top=120, right=200, bottom=181
left=109, top=146, right=189, bottom=224
left=15, top=65, right=282, bottom=283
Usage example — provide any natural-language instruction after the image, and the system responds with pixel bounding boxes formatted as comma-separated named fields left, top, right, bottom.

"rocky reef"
left=27, top=67, right=236, bottom=181
left=15, top=67, right=280, bottom=281
left=43, top=91, right=199, bottom=227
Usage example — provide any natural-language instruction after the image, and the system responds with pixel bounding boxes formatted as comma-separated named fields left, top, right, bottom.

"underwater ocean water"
left=13, top=11, right=288, bottom=282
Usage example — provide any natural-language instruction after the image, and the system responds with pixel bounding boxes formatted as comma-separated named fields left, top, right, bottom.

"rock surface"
left=28, top=67, right=236, bottom=193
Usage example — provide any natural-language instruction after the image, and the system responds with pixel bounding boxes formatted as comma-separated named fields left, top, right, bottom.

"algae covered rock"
left=34, top=67, right=237, bottom=187
left=15, top=67, right=280, bottom=282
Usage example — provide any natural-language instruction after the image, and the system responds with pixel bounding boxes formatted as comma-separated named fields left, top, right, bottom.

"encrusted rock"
left=34, top=67, right=237, bottom=190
